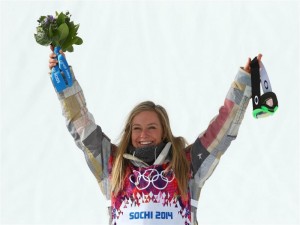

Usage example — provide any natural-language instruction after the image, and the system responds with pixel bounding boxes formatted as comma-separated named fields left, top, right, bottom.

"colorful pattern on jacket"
left=111, top=163, right=191, bottom=225
left=55, top=66, right=252, bottom=224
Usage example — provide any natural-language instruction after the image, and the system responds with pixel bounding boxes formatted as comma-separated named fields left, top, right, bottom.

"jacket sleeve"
left=190, top=68, right=252, bottom=188
left=53, top=66, right=113, bottom=200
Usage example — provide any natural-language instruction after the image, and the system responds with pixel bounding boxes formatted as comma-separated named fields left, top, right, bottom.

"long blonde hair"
left=111, top=101, right=190, bottom=196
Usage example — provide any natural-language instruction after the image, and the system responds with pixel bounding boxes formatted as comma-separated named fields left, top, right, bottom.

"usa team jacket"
left=53, top=67, right=252, bottom=225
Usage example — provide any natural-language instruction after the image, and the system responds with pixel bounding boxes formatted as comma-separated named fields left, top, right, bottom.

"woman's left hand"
left=243, top=53, right=263, bottom=73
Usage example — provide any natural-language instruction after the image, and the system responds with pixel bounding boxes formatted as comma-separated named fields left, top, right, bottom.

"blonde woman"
left=49, top=47, right=262, bottom=225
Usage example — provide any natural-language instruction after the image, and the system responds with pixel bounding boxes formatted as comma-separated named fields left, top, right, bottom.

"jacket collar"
left=123, top=142, right=172, bottom=167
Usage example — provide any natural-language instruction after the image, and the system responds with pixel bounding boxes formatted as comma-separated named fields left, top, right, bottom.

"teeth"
left=140, top=141, right=152, bottom=145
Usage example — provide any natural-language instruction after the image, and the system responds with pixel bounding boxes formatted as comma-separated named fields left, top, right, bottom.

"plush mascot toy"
left=250, top=57, right=278, bottom=119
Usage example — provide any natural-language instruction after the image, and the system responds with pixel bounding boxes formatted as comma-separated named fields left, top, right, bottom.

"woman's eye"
left=149, top=126, right=156, bottom=130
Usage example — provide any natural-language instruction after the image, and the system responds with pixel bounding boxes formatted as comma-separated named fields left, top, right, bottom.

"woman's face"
left=131, top=111, right=163, bottom=148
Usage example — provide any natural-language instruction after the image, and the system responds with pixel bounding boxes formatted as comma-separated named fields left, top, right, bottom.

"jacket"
left=54, top=67, right=252, bottom=224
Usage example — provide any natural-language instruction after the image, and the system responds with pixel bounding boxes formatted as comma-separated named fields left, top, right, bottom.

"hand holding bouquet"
left=34, top=11, right=83, bottom=92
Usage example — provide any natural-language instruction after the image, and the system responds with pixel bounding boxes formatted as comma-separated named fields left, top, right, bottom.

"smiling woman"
left=1, top=1, right=298, bottom=224
left=131, top=110, right=163, bottom=148
left=112, top=101, right=190, bottom=204
left=47, top=45, right=260, bottom=224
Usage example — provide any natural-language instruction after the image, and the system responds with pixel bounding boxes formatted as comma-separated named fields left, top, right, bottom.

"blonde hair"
left=111, top=101, right=190, bottom=197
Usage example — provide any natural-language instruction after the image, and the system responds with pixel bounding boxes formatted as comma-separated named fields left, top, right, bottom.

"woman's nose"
left=139, top=129, right=148, bottom=138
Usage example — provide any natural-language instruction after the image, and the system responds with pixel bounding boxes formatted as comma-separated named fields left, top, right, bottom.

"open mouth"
left=138, top=141, right=154, bottom=147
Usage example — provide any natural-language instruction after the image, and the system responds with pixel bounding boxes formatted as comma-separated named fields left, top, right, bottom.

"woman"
left=49, top=48, right=262, bottom=225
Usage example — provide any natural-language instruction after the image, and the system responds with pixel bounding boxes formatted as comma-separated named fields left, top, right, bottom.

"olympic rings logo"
left=129, top=168, right=175, bottom=190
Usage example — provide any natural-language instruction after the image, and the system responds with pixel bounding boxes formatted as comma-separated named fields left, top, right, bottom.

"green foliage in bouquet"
left=34, top=11, right=83, bottom=52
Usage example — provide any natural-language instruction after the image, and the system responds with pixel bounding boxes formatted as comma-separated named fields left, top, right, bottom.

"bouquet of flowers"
left=34, top=11, right=83, bottom=92
left=34, top=11, right=83, bottom=52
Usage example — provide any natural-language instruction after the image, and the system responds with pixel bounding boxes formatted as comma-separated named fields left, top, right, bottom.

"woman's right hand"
left=48, top=45, right=66, bottom=70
